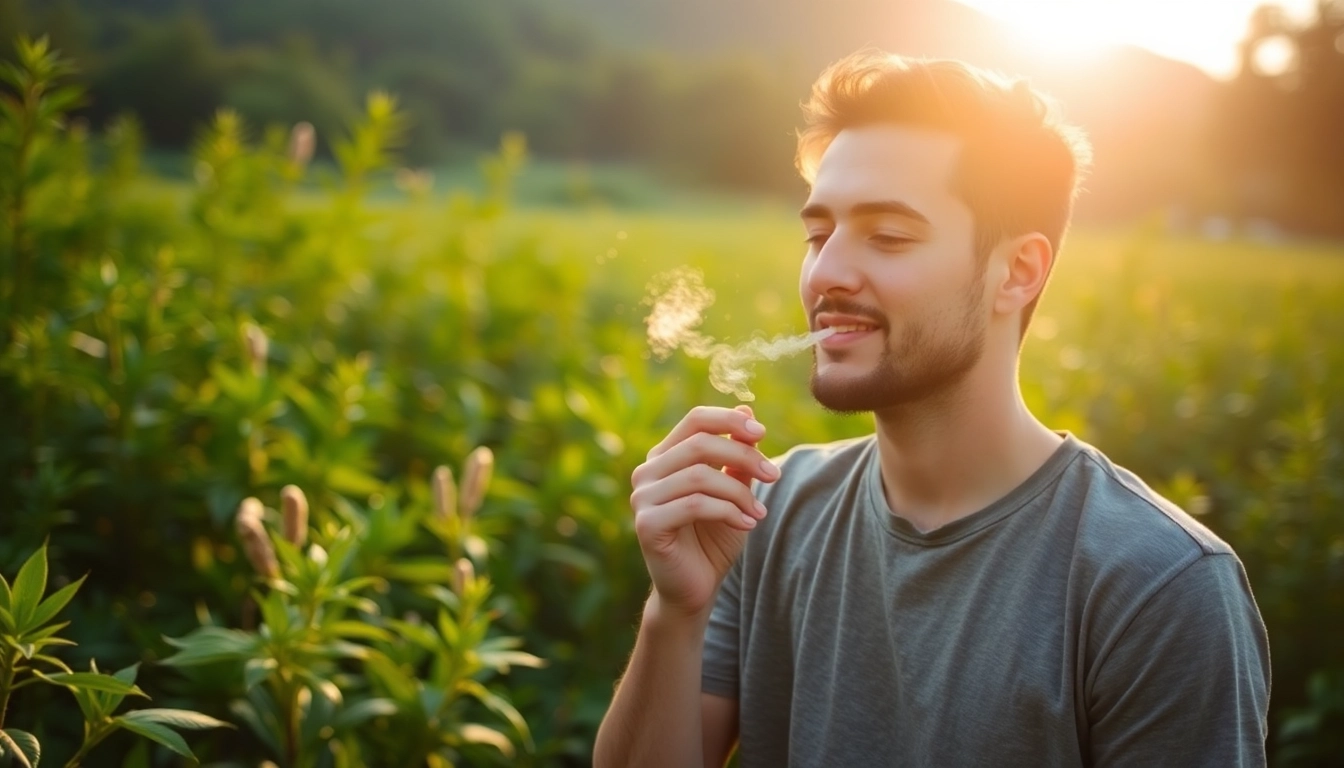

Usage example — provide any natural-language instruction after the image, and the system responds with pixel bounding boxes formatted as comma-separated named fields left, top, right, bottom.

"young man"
left=594, top=51, right=1270, bottom=767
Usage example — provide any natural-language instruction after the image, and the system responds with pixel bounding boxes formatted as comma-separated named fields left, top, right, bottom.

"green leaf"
left=36, top=671, right=147, bottom=697
left=383, top=558, right=455, bottom=584
left=0, top=605, right=15, bottom=635
left=21, top=621, right=71, bottom=643
left=0, top=728, right=39, bottom=768
left=331, top=698, right=397, bottom=728
left=32, top=654, right=72, bottom=674
left=304, top=640, right=369, bottom=661
left=118, top=709, right=231, bottom=731
left=10, top=546, right=48, bottom=630
left=295, top=673, right=342, bottom=706
left=436, top=610, right=460, bottom=648
left=338, top=576, right=387, bottom=594
left=111, top=718, right=195, bottom=761
left=93, top=664, right=141, bottom=717
left=326, top=620, right=391, bottom=642
left=112, top=663, right=139, bottom=684
left=364, top=653, right=418, bottom=703
left=0, top=575, right=11, bottom=612
left=453, top=723, right=514, bottom=758
left=3, top=636, right=36, bottom=659
left=161, top=627, right=257, bottom=666
left=478, top=650, right=546, bottom=672
left=460, top=680, right=533, bottom=751
left=26, top=636, right=75, bottom=656
left=386, top=619, right=439, bottom=652
left=230, top=692, right=284, bottom=755
left=257, top=591, right=290, bottom=636
left=28, top=574, right=85, bottom=630
left=243, top=658, right=277, bottom=691
left=70, top=683, right=102, bottom=724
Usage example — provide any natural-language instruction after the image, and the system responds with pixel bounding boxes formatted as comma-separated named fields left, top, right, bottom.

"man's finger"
left=725, top=404, right=760, bottom=487
left=633, top=462, right=767, bottom=520
left=646, top=405, right=767, bottom=460
left=634, top=494, right=758, bottom=550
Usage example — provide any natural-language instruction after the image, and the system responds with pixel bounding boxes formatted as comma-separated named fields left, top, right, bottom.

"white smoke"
left=643, top=267, right=835, bottom=402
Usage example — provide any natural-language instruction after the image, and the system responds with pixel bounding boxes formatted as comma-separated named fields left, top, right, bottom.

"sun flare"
left=956, top=0, right=1320, bottom=78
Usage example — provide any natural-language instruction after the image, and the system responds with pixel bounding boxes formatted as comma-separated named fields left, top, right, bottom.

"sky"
left=954, top=0, right=1321, bottom=79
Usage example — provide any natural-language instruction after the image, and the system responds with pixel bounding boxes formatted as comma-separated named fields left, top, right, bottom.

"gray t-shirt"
left=702, top=434, right=1270, bottom=767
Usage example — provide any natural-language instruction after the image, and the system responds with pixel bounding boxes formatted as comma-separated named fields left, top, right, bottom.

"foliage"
left=162, top=482, right=541, bottom=767
left=1278, top=668, right=1344, bottom=767
left=0, top=35, right=1341, bottom=766
left=0, top=543, right=229, bottom=766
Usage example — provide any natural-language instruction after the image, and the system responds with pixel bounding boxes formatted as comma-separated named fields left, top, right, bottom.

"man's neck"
left=871, top=359, right=1062, bottom=534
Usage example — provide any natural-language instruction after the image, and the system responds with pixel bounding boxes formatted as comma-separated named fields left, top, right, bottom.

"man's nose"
left=804, top=234, right=863, bottom=297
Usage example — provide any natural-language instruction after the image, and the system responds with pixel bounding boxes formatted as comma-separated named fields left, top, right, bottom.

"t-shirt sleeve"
left=701, top=553, right=743, bottom=699
left=1087, top=553, right=1271, bottom=767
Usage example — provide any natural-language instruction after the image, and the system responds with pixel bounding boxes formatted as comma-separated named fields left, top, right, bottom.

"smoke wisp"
left=643, top=267, right=836, bottom=401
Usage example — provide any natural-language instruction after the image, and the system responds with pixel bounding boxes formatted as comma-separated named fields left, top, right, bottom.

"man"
left=594, top=51, right=1270, bottom=767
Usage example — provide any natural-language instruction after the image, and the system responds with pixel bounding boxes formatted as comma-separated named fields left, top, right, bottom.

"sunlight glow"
left=955, top=0, right=1320, bottom=79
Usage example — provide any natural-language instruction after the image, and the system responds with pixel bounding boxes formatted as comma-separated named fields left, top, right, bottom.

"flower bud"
left=243, top=323, right=268, bottom=377
left=452, top=557, right=475, bottom=596
left=235, top=497, right=278, bottom=580
left=432, top=465, right=457, bottom=522
left=281, top=484, right=308, bottom=546
left=287, top=122, right=315, bottom=168
left=459, top=446, right=494, bottom=521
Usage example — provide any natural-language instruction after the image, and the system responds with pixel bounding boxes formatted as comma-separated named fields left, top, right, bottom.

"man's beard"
left=809, top=279, right=987, bottom=414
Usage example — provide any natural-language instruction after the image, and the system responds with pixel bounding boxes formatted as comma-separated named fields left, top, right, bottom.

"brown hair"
left=796, top=51, right=1092, bottom=334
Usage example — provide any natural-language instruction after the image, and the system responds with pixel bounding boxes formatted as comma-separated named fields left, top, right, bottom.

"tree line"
left=4, top=0, right=1344, bottom=233
left=1, top=0, right=805, bottom=191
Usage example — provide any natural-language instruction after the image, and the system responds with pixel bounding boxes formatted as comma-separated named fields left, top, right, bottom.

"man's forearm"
left=594, top=592, right=711, bottom=768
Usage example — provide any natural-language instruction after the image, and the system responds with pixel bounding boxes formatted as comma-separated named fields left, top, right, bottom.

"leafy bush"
left=0, top=542, right=229, bottom=766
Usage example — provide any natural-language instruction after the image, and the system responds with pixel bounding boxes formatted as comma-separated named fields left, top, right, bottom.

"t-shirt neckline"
left=864, top=432, right=1085, bottom=546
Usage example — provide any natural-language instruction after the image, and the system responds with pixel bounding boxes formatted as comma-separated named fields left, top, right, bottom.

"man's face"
left=800, top=125, right=989, bottom=413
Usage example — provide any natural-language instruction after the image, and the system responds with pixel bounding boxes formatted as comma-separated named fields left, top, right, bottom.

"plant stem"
left=0, top=650, right=16, bottom=728
left=62, top=719, right=110, bottom=768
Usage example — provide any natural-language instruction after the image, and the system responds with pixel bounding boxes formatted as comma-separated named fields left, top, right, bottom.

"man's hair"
left=796, top=51, right=1092, bottom=336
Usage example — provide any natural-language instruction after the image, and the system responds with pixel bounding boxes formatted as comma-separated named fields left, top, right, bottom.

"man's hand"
left=630, top=404, right=779, bottom=620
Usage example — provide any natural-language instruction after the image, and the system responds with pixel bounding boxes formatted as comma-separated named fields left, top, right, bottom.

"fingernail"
left=740, top=514, right=757, bottom=528
left=754, top=500, right=767, bottom=518
left=759, top=460, right=778, bottom=478
left=744, top=419, right=766, bottom=437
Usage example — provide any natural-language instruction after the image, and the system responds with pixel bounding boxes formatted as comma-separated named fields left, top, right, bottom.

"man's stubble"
left=809, top=269, right=988, bottom=415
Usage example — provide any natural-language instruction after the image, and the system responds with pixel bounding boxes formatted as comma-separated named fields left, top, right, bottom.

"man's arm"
left=1087, top=554, right=1271, bottom=767
left=702, top=692, right=740, bottom=767
left=594, top=406, right=773, bottom=768
left=595, top=593, right=739, bottom=768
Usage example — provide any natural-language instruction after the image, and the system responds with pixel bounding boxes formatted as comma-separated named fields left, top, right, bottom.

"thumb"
left=725, top=404, right=758, bottom=487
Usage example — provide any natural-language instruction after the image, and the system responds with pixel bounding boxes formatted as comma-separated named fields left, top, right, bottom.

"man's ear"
left=992, top=233, right=1054, bottom=318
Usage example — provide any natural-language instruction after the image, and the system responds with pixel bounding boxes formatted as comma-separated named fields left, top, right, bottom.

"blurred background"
left=0, top=0, right=1341, bottom=765
left=6, top=0, right=1344, bottom=229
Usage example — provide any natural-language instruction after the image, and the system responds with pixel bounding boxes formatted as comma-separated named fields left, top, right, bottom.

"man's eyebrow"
left=799, top=200, right=930, bottom=225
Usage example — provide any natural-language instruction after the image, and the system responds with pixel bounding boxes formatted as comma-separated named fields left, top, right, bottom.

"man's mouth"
left=815, top=316, right=882, bottom=350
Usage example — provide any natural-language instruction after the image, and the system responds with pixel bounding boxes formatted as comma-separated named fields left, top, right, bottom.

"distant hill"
left=548, top=0, right=1221, bottom=220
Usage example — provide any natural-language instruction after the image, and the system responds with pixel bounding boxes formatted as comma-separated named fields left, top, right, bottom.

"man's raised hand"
left=629, top=405, right=779, bottom=620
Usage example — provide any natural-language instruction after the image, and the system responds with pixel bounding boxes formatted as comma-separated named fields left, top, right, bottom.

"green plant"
left=165, top=477, right=542, bottom=767
left=0, top=543, right=228, bottom=766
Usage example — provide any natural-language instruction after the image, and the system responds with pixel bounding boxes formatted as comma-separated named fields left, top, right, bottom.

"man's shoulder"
left=1061, top=438, right=1241, bottom=605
